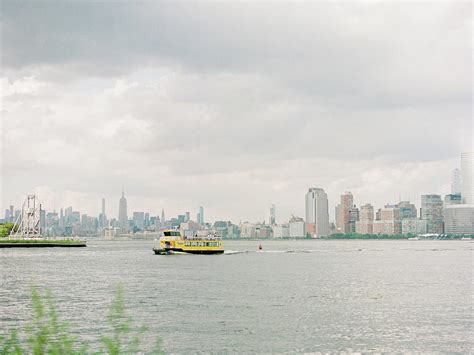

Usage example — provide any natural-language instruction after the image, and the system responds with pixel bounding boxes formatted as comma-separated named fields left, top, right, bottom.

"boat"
left=153, top=230, right=224, bottom=255
left=408, top=237, right=419, bottom=241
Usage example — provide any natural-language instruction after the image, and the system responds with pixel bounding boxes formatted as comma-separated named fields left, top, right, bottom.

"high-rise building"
left=451, top=168, right=462, bottom=195
left=444, top=194, right=462, bottom=205
left=461, top=152, right=473, bottom=204
left=397, top=201, right=417, bottom=219
left=348, top=205, right=359, bottom=233
left=99, top=198, right=107, bottom=229
left=118, top=190, right=128, bottom=231
left=444, top=205, right=474, bottom=235
left=269, top=204, right=276, bottom=225
left=132, top=212, right=145, bottom=230
left=198, top=206, right=204, bottom=225
left=305, top=188, right=329, bottom=237
left=356, top=203, right=374, bottom=234
left=421, top=194, right=444, bottom=234
left=185, top=212, right=190, bottom=222
left=289, top=216, right=306, bottom=238
left=161, top=209, right=166, bottom=224
left=335, top=192, right=353, bottom=234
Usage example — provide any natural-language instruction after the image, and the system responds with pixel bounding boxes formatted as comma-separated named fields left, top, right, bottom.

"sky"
left=0, top=1, right=472, bottom=223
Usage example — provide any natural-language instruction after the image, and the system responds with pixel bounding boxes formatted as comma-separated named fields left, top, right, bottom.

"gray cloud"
left=0, top=1, right=472, bottom=221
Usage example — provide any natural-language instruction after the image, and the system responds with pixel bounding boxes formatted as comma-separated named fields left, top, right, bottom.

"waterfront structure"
left=397, top=201, right=417, bottom=219
left=305, top=188, right=330, bottom=237
left=355, top=203, right=374, bottom=234
left=421, top=194, right=444, bottom=234
left=272, top=224, right=290, bottom=238
left=443, top=205, right=474, bottom=235
left=9, top=195, right=43, bottom=239
left=269, top=204, right=276, bottom=226
left=451, top=168, right=462, bottom=195
left=118, top=190, right=128, bottom=231
left=289, top=216, right=306, bottom=238
left=461, top=152, right=473, bottom=204
left=401, top=219, right=427, bottom=235
left=335, top=191, right=354, bottom=233
left=444, top=194, right=462, bottom=205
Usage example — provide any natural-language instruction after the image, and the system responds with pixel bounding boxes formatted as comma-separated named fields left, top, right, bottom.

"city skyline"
left=1, top=2, right=472, bottom=222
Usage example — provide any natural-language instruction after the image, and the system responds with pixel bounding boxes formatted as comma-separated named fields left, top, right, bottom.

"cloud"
left=0, top=1, right=472, bottom=222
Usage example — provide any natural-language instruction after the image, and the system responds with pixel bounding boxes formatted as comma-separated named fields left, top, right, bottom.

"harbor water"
left=0, top=239, right=472, bottom=353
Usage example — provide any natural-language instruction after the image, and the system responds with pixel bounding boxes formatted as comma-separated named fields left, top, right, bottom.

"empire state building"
left=118, top=189, right=128, bottom=231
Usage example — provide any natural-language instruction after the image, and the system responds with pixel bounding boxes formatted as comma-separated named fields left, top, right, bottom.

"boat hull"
left=153, top=248, right=224, bottom=255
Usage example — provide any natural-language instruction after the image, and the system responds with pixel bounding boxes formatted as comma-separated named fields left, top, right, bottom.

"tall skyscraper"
left=305, top=188, right=330, bottom=237
left=118, top=189, right=128, bottom=231
left=451, top=168, right=461, bottom=195
left=198, top=206, right=204, bottom=225
left=356, top=203, right=374, bottom=234
left=421, top=194, right=444, bottom=234
left=102, top=198, right=106, bottom=215
left=99, top=198, right=107, bottom=228
left=269, top=204, right=276, bottom=225
left=161, top=209, right=166, bottom=224
left=397, top=201, right=417, bottom=219
left=335, top=191, right=353, bottom=233
left=461, top=152, right=473, bottom=204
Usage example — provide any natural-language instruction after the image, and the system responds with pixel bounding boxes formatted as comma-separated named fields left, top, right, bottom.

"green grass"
left=0, top=286, right=164, bottom=354
left=0, top=239, right=85, bottom=245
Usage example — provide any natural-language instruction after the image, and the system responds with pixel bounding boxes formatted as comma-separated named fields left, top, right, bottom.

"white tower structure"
left=9, top=195, right=43, bottom=239
left=305, top=188, right=330, bottom=236
left=461, top=152, right=473, bottom=204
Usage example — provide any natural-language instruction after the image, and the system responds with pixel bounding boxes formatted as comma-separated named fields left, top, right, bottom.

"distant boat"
left=460, top=237, right=472, bottom=241
left=408, top=237, right=419, bottom=241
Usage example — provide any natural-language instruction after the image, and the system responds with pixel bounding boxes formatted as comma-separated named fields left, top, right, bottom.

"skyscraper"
left=102, top=198, right=106, bottom=215
left=305, top=188, right=329, bottom=237
left=198, top=206, right=204, bottom=225
left=269, top=204, right=276, bottom=225
left=451, top=168, right=461, bottom=195
left=461, top=152, right=473, bottom=204
left=161, top=209, right=166, bottom=224
left=421, top=194, right=444, bottom=234
left=356, top=203, right=374, bottom=234
left=99, top=198, right=107, bottom=228
left=118, top=190, right=128, bottom=231
left=335, top=191, right=353, bottom=233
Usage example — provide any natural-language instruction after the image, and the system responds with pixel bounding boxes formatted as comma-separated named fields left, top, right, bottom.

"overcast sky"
left=0, top=1, right=472, bottom=223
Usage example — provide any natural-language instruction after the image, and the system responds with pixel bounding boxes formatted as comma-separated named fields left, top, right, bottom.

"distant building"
left=256, top=225, right=272, bottom=238
left=461, top=152, right=473, bottom=204
left=185, top=212, right=190, bottom=222
left=132, top=212, right=145, bottom=230
left=272, top=224, right=290, bottom=238
left=356, top=203, right=374, bottom=234
left=240, top=223, right=258, bottom=238
left=198, top=206, right=204, bottom=225
left=444, top=194, right=462, bottom=205
left=289, top=216, right=306, bottom=238
left=443, top=205, right=474, bottom=235
left=348, top=206, right=359, bottom=233
left=305, top=188, right=329, bottom=237
left=161, top=209, right=166, bottom=224
left=402, top=219, right=427, bottom=235
left=118, top=190, right=128, bottom=231
left=335, top=191, right=353, bottom=234
left=99, top=198, right=108, bottom=229
left=269, top=204, right=276, bottom=226
left=397, top=201, right=417, bottom=219
left=380, top=207, right=402, bottom=235
left=451, top=168, right=462, bottom=195
left=421, top=194, right=444, bottom=234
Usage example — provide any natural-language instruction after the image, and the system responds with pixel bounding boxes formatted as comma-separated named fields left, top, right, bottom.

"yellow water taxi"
left=153, top=230, right=224, bottom=255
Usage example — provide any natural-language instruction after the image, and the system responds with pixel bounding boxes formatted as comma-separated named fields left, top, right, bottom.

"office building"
left=444, top=194, right=462, bottom=205
left=356, top=203, right=374, bottom=234
left=444, top=205, right=474, bottom=235
left=335, top=191, right=354, bottom=234
left=289, top=216, right=306, bottom=238
left=269, top=204, right=276, bottom=225
left=397, top=201, right=417, bottom=219
left=461, top=152, right=473, bottom=204
left=451, top=168, right=462, bottom=195
left=402, top=219, right=427, bottom=235
left=421, top=194, right=444, bottom=234
left=305, top=188, right=330, bottom=237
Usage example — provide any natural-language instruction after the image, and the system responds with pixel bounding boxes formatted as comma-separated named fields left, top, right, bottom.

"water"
left=1, top=239, right=472, bottom=353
